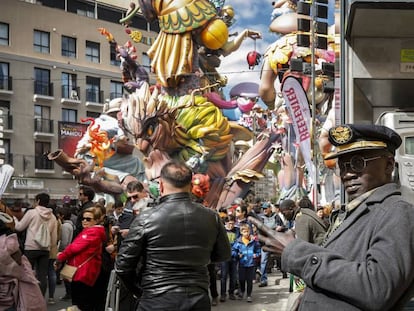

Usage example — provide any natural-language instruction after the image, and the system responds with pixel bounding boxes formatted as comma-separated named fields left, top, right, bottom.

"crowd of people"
left=0, top=124, right=414, bottom=311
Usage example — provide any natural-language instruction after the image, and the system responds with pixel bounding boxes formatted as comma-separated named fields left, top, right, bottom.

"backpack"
left=34, top=219, right=50, bottom=249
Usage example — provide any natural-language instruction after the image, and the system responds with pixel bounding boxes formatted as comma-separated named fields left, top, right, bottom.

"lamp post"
left=296, top=0, right=329, bottom=206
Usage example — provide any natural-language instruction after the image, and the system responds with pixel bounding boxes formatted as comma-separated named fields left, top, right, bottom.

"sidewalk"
left=48, top=270, right=291, bottom=311
left=214, top=270, right=291, bottom=311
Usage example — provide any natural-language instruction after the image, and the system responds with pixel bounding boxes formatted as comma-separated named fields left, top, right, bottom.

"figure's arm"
left=319, top=107, right=336, bottom=168
left=259, top=57, right=277, bottom=110
left=221, top=29, right=262, bottom=57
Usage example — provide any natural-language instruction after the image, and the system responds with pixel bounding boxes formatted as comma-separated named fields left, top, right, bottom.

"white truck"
left=342, top=0, right=414, bottom=203
left=376, top=111, right=414, bottom=203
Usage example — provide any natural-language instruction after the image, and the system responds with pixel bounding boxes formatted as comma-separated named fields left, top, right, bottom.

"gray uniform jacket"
left=282, top=183, right=414, bottom=310
left=295, top=208, right=328, bottom=245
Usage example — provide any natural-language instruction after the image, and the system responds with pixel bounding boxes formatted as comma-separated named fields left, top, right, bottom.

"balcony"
left=110, top=92, right=123, bottom=100
left=0, top=76, right=13, bottom=95
left=33, top=118, right=54, bottom=139
left=34, top=154, right=55, bottom=174
left=1, top=114, right=13, bottom=134
left=85, top=89, right=104, bottom=109
left=33, top=81, right=54, bottom=102
left=61, top=85, right=81, bottom=105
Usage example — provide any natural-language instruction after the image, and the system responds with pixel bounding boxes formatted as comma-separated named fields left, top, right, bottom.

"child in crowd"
left=220, top=215, right=237, bottom=302
left=232, top=223, right=261, bottom=302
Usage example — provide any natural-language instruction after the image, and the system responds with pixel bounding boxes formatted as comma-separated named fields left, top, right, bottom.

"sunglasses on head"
left=127, top=194, right=140, bottom=200
left=82, top=217, right=93, bottom=222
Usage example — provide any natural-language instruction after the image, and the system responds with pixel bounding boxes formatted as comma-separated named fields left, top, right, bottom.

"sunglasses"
left=127, top=194, right=140, bottom=200
left=338, top=155, right=385, bottom=173
left=236, top=209, right=242, bottom=212
left=79, top=192, right=84, bottom=195
left=82, top=217, right=93, bottom=222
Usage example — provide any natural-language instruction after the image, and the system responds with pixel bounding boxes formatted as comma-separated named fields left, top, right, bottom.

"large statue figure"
left=49, top=1, right=283, bottom=208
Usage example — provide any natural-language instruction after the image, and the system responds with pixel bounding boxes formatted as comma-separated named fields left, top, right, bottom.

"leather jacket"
left=115, top=192, right=231, bottom=297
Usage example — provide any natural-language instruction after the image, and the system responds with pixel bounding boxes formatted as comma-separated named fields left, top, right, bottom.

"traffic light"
left=296, top=0, right=329, bottom=49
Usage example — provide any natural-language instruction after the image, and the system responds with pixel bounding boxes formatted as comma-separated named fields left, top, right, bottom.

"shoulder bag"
left=60, top=253, right=95, bottom=282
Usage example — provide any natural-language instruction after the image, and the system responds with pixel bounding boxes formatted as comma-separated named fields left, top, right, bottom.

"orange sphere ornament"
left=200, top=19, right=229, bottom=50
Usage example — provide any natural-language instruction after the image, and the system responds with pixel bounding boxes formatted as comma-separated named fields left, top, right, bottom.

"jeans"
left=47, top=259, right=56, bottom=299
left=207, top=263, right=218, bottom=298
left=138, top=290, right=210, bottom=311
left=238, top=266, right=255, bottom=297
left=260, top=249, right=269, bottom=283
left=220, top=260, right=237, bottom=296
left=25, top=250, right=49, bottom=295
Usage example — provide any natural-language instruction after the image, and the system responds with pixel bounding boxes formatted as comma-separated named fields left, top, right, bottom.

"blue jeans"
left=220, top=260, right=237, bottom=296
left=260, top=249, right=269, bottom=283
left=48, top=259, right=57, bottom=299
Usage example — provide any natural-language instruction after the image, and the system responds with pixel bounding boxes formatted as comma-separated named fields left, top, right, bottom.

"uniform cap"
left=324, top=124, right=402, bottom=160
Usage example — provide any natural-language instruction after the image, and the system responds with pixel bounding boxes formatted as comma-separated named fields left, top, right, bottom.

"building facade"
left=0, top=0, right=158, bottom=202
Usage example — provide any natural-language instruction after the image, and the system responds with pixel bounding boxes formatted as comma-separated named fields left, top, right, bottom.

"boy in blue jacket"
left=232, top=223, right=261, bottom=302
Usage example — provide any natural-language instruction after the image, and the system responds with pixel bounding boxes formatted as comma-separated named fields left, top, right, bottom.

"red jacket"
left=57, top=225, right=105, bottom=286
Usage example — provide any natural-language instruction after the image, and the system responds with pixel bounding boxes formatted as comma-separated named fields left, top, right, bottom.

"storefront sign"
left=13, top=178, right=44, bottom=190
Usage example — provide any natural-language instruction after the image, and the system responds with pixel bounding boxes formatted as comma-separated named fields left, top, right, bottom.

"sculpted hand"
left=248, top=216, right=295, bottom=257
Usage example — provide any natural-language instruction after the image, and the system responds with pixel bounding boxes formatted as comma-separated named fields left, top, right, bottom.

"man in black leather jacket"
left=115, top=160, right=231, bottom=310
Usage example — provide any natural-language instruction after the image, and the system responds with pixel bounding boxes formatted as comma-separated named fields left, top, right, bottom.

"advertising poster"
left=58, top=121, right=88, bottom=157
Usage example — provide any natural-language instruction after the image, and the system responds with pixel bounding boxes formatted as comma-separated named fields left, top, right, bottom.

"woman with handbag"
left=55, top=207, right=106, bottom=310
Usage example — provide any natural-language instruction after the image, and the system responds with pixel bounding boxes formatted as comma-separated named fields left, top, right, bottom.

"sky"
left=218, top=0, right=336, bottom=100
left=218, top=0, right=277, bottom=99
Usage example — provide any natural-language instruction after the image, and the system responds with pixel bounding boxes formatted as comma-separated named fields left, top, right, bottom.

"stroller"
left=105, top=270, right=140, bottom=311
left=105, top=270, right=121, bottom=311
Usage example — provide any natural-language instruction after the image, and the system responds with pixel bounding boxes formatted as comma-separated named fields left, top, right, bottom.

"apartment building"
left=0, top=0, right=159, bottom=202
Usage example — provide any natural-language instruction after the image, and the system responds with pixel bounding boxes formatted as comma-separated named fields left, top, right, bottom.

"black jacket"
left=115, top=192, right=231, bottom=297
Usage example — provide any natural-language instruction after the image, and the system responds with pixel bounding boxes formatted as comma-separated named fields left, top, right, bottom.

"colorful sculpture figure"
left=49, top=1, right=283, bottom=208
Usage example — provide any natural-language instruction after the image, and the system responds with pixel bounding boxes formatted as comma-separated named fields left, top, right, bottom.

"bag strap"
left=78, top=253, right=96, bottom=268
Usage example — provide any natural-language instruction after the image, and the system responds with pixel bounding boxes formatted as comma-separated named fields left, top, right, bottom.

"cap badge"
left=330, top=125, right=352, bottom=144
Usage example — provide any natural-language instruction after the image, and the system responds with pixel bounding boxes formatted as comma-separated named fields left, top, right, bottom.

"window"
left=142, top=52, right=150, bottom=70
left=34, top=30, right=50, bottom=53
left=110, top=81, right=123, bottom=99
left=0, top=22, right=9, bottom=46
left=34, top=68, right=52, bottom=96
left=0, top=101, right=12, bottom=130
left=86, top=111, right=100, bottom=119
left=34, top=105, right=52, bottom=133
left=62, top=35, right=76, bottom=58
left=77, top=8, right=95, bottom=18
left=35, top=142, right=53, bottom=169
left=3, top=139, right=11, bottom=165
left=405, top=137, right=414, bottom=155
left=0, top=62, right=10, bottom=91
left=110, top=43, right=120, bottom=66
left=61, top=72, right=77, bottom=99
left=86, top=41, right=100, bottom=63
left=86, top=76, right=101, bottom=102
left=62, top=108, right=77, bottom=122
